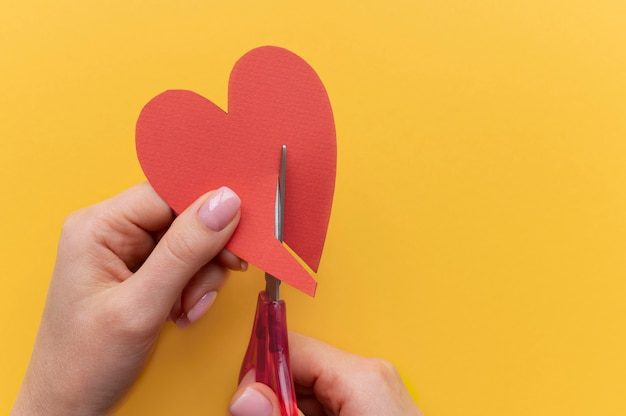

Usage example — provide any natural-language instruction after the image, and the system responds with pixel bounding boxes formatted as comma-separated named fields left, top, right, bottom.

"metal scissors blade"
left=265, top=144, right=286, bottom=301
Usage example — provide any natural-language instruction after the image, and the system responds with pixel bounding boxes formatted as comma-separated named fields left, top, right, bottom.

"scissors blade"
left=265, top=144, right=286, bottom=301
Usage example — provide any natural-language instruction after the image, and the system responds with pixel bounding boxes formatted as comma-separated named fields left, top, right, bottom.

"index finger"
left=60, top=182, right=175, bottom=274
left=98, top=181, right=175, bottom=232
left=289, top=332, right=356, bottom=405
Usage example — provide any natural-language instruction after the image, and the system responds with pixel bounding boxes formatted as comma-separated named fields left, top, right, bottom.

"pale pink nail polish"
left=186, top=291, right=217, bottom=323
left=230, top=387, right=272, bottom=416
left=198, top=186, right=241, bottom=231
left=175, top=313, right=190, bottom=329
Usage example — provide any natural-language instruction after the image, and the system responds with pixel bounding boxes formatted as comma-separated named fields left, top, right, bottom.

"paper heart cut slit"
left=136, top=46, right=336, bottom=296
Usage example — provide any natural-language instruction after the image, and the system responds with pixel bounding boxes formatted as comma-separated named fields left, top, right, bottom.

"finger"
left=61, top=182, right=173, bottom=277
left=239, top=369, right=257, bottom=387
left=289, top=332, right=422, bottom=415
left=99, top=181, right=175, bottom=232
left=289, top=332, right=365, bottom=412
left=295, top=394, right=326, bottom=416
left=97, top=182, right=176, bottom=268
left=228, top=382, right=303, bottom=416
left=289, top=331, right=349, bottom=389
left=168, top=296, right=182, bottom=323
left=172, top=261, right=229, bottom=328
left=127, top=186, right=241, bottom=322
left=217, top=249, right=248, bottom=271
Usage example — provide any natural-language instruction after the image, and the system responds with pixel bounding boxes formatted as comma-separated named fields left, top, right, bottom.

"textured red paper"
left=136, top=46, right=336, bottom=296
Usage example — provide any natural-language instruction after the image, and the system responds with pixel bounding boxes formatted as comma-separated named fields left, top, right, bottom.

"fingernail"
left=230, top=387, right=272, bottom=416
left=240, top=261, right=248, bottom=271
left=187, top=291, right=217, bottom=323
left=198, top=186, right=241, bottom=231
left=175, top=313, right=190, bottom=329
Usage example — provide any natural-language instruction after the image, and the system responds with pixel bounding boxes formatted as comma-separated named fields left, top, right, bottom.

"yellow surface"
left=2, top=1, right=626, bottom=415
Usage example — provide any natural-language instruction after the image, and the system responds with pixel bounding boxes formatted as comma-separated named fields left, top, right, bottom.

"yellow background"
left=2, top=1, right=626, bottom=415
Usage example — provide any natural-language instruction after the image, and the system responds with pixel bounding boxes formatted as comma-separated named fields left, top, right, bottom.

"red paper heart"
left=136, top=46, right=336, bottom=296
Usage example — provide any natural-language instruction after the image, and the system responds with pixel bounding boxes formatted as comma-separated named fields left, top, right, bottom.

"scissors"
left=239, top=144, right=298, bottom=416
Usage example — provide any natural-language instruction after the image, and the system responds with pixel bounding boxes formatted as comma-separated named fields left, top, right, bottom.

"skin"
left=11, top=182, right=422, bottom=416
left=229, top=333, right=423, bottom=416
left=12, top=183, right=243, bottom=415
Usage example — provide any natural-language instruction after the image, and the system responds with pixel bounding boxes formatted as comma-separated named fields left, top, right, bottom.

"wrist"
left=11, top=373, right=105, bottom=416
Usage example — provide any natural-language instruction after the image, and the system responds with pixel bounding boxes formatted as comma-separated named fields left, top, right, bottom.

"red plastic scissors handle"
left=240, top=291, right=298, bottom=416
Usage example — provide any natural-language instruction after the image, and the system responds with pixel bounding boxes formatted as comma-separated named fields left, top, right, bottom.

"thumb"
left=228, top=382, right=302, bottom=416
left=128, top=186, right=241, bottom=319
